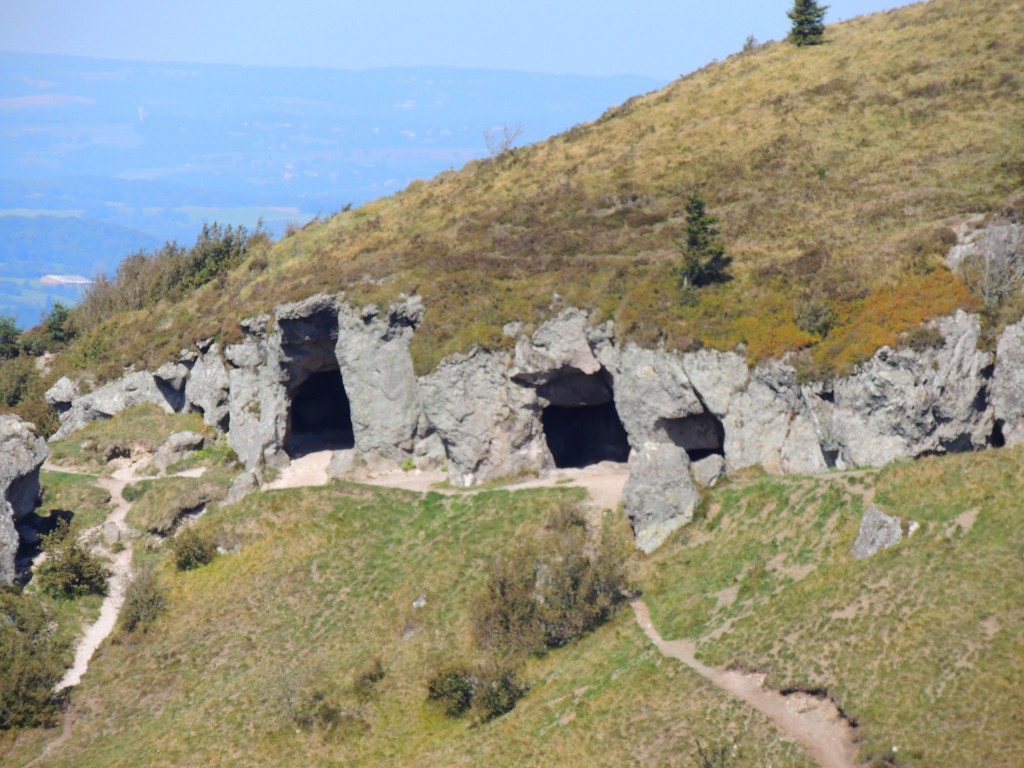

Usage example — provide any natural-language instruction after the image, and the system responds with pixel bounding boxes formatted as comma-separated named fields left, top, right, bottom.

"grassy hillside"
left=5, top=413, right=1022, bottom=766
left=642, top=449, right=1024, bottom=766
left=3, top=475, right=812, bottom=767
left=50, top=0, right=1023, bottom=387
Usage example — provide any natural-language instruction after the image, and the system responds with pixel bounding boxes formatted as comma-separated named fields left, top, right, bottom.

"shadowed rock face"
left=1, top=415, right=48, bottom=584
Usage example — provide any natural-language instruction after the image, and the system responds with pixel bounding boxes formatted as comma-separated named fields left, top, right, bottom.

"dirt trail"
left=48, top=461, right=207, bottom=692
left=631, top=600, right=857, bottom=768
left=53, top=464, right=136, bottom=691
left=266, top=450, right=629, bottom=511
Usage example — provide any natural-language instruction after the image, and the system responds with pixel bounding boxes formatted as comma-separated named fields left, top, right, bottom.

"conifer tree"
left=678, top=194, right=731, bottom=291
left=787, top=0, right=829, bottom=46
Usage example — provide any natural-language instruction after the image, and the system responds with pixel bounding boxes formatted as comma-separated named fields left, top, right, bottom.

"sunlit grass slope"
left=63, top=0, right=1023, bottom=383
left=5, top=483, right=811, bottom=767
left=642, top=447, right=1024, bottom=767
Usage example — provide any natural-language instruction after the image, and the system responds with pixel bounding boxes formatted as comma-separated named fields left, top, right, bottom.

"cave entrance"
left=539, top=371, right=630, bottom=468
left=657, top=412, right=725, bottom=462
left=286, top=368, right=354, bottom=455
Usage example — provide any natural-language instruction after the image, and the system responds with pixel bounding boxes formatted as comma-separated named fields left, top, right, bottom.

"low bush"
left=425, top=660, right=527, bottom=722
left=35, top=520, right=109, bottom=599
left=472, top=505, right=630, bottom=656
left=119, top=567, right=167, bottom=634
left=426, top=664, right=475, bottom=717
left=471, top=661, right=529, bottom=723
left=172, top=527, right=217, bottom=571
left=352, top=658, right=386, bottom=701
left=0, top=587, right=68, bottom=729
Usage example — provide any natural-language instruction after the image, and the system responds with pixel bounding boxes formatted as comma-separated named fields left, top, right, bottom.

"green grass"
left=640, top=449, right=1024, bottom=767
left=37, top=469, right=111, bottom=532
left=3, top=482, right=811, bottom=767
left=48, top=404, right=211, bottom=472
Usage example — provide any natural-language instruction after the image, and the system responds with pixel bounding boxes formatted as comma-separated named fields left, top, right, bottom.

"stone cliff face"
left=45, top=299, right=1017, bottom=553
left=0, top=415, right=48, bottom=584
left=43, top=222, right=1023, bottom=553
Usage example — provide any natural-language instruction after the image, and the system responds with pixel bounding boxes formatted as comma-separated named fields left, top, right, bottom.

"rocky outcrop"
left=421, top=349, right=549, bottom=486
left=184, top=341, right=231, bottom=431
left=48, top=371, right=181, bottom=440
left=622, top=442, right=700, bottom=553
left=722, top=360, right=829, bottom=474
left=808, top=311, right=993, bottom=468
left=1, top=415, right=48, bottom=584
left=335, top=298, right=441, bottom=462
left=42, top=282, right=1024, bottom=553
left=992, top=318, right=1024, bottom=446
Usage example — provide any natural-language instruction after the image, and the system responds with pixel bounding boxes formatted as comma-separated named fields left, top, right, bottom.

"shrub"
left=36, top=520, right=109, bottom=599
left=471, top=661, right=528, bottom=723
left=119, top=567, right=167, bottom=634
left=0, top=587, right=68, bottom=730
left=426, top=664, right=475, bottom=717
left=352, top=658, right=386, bottom=701
left=172, top=527, right=217, bottom=571
left=472, top=505, right=630, bottom=656
left=291, top=687, right=342, bottom=732
left=794, top=299, right=838, bottom=338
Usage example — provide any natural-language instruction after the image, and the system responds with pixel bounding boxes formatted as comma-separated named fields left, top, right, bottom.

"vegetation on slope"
left=642, top=448, right=1024, bottom=767
left=36, top=0, right=1022, bottom=391
left=2, top=480, right=813, bottom=767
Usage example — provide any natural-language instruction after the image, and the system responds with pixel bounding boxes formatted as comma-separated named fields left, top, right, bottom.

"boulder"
left=1, top=415, right=49, bottom=584
left=691, top=454, right=726, bottom=487
left=851, top=506, right=904, bottom=560
left=44, top=376, right=79, bottom=414
left=622, top=442, right=700, bottom=553
left=153, top=431, right=205, bottom=470
left=154, top=362, right=191, bottom=410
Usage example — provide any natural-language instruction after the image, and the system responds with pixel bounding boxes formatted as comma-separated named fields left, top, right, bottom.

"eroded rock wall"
left=1, top=415, right=48, bottom=584
left=44, top=282, right=1024, bottom=553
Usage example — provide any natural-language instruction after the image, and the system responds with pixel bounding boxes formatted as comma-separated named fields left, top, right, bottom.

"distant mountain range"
left=0, top=52, right=662, bottom=327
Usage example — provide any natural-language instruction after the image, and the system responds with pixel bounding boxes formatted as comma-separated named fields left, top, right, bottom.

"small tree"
left=788, top=0, right=829, bottom=46
left=0, top=316, right=21, bottom=360
left=678, top=193, right=731, bottom=291
left=44, top=301, right=76, bottom=346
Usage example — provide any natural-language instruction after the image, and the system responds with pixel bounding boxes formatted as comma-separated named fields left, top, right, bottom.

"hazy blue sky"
left=3, top=0, right=916, bottom=80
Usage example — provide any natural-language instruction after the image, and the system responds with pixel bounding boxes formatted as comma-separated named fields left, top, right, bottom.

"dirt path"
left=631, top=599, right=858, bottom=768
left=266, top=450, right=629, bottom=510
left=48, top=461, right=207, bottom=692
left=53, top=464, right=137, bottom=691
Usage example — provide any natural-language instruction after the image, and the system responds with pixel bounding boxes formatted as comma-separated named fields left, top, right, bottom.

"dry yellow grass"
left=51, top=0, right=1024, bottom=384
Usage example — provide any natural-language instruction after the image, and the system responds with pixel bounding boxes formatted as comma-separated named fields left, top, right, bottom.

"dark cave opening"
left=542, top=401, right=631, bottom=468
left=990, top=419, right=1006, bottom=448
left=657, top=412, right=726, bottom=462
left=286, top=368, right=354, bottom=454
